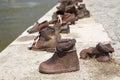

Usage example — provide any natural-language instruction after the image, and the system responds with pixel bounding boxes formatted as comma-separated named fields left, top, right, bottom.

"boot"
left=29, top=27, right=58, bottom=52
left=39, top=39, right=79, bottom=74
left=27, top=20, right=49, bottom=34
left=77, top=4, right=90, bottom=19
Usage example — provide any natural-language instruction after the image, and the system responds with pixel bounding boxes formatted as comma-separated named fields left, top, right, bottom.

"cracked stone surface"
left=84, top=0, right=120, bottom=59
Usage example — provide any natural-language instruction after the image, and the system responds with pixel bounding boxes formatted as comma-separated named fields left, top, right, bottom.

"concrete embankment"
left=0, top=1, right=120, bottom=80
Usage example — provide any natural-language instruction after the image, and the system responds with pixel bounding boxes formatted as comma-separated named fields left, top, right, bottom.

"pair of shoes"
left=29, top=23, right=70, bottom=51
left=80, top=43, right=114, bottom=62
left=28, top=25, right=79, bottom=74
left=39, top=39, right=80, bottom=74
left=27, top=20, right=70, bottom=34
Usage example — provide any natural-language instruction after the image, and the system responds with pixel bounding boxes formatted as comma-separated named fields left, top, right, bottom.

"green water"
left=0, top=0, right=57, bottom=52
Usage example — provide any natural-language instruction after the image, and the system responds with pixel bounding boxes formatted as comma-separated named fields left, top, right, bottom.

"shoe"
left=27, top=21, right=49, bottom=34
left=39, top=39, right=79, bottom=74
left=29, top=27, right=58, bottom=52
left=80, top=47, right=99, bottom=59
left=62, top=13, right=76, bottom=25
left=95, top=43, right=114, bottom=62
left=60, top=24, right=70, bottom=33
left=96, top=43, right=114, bottom=53
left=77, top=4, right=90, bottom=19
left=49, top=12, right=58, bottom=24
left=53, top=23, right=70, bottom=34
left=65, top=4, right=77, bottom=16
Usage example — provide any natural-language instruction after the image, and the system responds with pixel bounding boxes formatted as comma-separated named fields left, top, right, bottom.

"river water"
left=0, top=0, right=57, bottom=52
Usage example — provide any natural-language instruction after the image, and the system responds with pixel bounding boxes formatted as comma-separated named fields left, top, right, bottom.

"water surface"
left=0, top=0, right=57, bottom=52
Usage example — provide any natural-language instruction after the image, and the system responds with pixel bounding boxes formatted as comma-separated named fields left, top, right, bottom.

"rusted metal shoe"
left=62, top=13, right=76, bottom=25
left=29, top=27, right=58, bottom=52
left=54, top=23, right=70, bottom=34
left=60, top=24, right=70, bottom=33
left=65, top=4, right=78, bottom=16
left=52, top=23, right=70, bottom=34
left=80, top=47, right=98, bottom=59
left=95, top=43, right=114, bottom=62
left=96, top=43, right=114, bottom=54
left=80, top=49, right=90, bottom=59
left=77, top=4, right=90, bottom=19
left=27, top=20, right=49, bottom=34
left=49, top=12, right=58, bottom=24
left=39, top=39, right=79, bottom=74
left=57, top=3, right=77, bottom=16
left=80, top=43, right=114, bottom=62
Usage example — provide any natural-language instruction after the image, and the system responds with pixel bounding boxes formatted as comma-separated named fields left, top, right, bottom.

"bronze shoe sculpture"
left=77, top=4, right=90, bottom=19
left=27, top=20, right=49, bottom=34
left=62, top=13, right=76, bottom=25
left=52, top=23, right=70, bottom=34
left=51, top=23, right=70, bottom=34
left=80, top=43, right=114, bottom=62
left=60, top=24, right=70, bottom=33
left=29, top=27, right=60, bottom=52
left=95, top=43, right=114, bottom=62
left=65, top=4, right=78, bottom=16
left=39, top=39, right=79, bottom=74
left=49, top=12, right=58, bottom=24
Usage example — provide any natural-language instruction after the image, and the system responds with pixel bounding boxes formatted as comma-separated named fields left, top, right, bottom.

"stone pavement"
left=84, top=0, right=120, bottom=59
left=0, top=1, right=120, bottom=80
